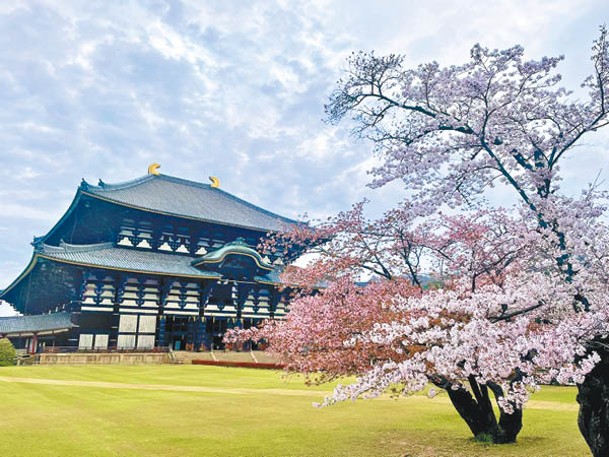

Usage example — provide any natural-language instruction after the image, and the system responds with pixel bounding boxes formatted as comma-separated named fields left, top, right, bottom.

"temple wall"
left=74, top=273, right=289, bottom=351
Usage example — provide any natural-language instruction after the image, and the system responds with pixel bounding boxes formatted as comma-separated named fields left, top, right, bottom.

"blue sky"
left=1, top=0, right=608, bottom=315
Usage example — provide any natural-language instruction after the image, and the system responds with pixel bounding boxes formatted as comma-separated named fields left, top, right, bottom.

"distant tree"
left=0, top=338, right=16, bottom=367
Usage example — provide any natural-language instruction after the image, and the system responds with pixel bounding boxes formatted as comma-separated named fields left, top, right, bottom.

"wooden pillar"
left=202, top=316, right=213, bottom=351
left=31, top=333, right=38, bottom=354
left=110, top=274, right=124, bottom=348
left=186, top=317, right=195, bottom=351
left=158, top=316, right=166, bottom=348
left=194, top=317, right=205, bottom=351
left=269, top=289, right=280, bottom=319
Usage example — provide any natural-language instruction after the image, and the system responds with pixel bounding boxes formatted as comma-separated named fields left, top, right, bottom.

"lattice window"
left=163, top=281, right=200, bottom=315
left=137, top=335, right=155, bottom=349
left=158, top=230, right=190, bottom=253
left=117, top=314, right=157, bottom=349
left=118, top=314, right=138, bottom=333
left=118, top=277, right=159, bottom=309
left=241, top=287, right=271, bottom=319
left=138, top=315, right=157, bottom=333
left=117, top=220, right=154, bottom=250
left=81, top=275, right=115, bottom=309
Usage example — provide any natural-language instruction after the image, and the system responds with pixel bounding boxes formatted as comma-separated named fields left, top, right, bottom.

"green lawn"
left=0, top=365, right=590, bottom=456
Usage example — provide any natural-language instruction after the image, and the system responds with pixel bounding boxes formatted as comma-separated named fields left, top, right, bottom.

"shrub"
left=0, top=338, right=16, bottom=366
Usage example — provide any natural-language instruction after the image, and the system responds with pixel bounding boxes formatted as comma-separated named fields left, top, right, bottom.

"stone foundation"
left=38, top=352, right=169, bottom=365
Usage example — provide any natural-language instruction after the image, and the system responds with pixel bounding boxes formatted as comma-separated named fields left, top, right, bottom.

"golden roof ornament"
left=209, top=176, right=220, bottom=188
left=147, top=163, right=161, bottom=175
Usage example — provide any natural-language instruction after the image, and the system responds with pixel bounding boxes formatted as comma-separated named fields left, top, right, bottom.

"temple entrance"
left=206, top=318, right=228, bottom=350
left=159, top=316, right=267, bottom=351
left=164, top=315, right=193, bottom=351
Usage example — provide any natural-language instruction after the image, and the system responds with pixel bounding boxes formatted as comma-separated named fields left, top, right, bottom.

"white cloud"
left=0, top=1, right=28, bottom=16
left=0, top=0, right=607, bottom=290
left=0, top=301, right=19, bottom=317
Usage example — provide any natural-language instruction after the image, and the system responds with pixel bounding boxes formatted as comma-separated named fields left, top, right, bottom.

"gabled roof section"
left=0, top=312, right=74, bottom=335
left=80, top=174, right=298, bottom=233
left=38, top=242, right=222, bottom=279
left=0, top=242, right=286, bottom=307
left=33, top=241, right=285, bottom=284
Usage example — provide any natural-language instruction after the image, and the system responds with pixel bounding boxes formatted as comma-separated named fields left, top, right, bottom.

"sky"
left=1, top=0, right=608, bottom=315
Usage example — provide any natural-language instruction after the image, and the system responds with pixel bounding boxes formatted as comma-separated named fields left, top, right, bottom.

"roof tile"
left=85, top=174, right=297, bottom=232
left=39, top=243, right=283, bottom=284
left=0, top=312, right=74, bottom=334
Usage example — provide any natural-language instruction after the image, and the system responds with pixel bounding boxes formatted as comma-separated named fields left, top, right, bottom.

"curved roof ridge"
left=88, top=174, right=216, bottom=192
left=156, top=173, right=213, bottom=189
left=194, top=240, right=273, bottom=269
left=42, top=241, right=115, bottom=254
left=0, top=310, right=71, bottom=321
left=84, top=174, right=156, bottom=191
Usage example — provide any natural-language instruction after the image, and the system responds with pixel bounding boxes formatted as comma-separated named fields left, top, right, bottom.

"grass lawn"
left=0, top=365, right=591, bottom=457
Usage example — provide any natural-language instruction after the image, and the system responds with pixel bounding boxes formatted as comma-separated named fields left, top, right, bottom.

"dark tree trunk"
left=442, top=377, right=523, bottom=444
left=446, top=385, right=498, bottom=439
left=488, top=382, right=522, bottom=444
left=495, top=408, right=523, bottom=443
left=577, top=339, right=609, bottom=457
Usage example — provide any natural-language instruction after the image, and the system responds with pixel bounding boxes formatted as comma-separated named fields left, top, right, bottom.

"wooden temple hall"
left=0, top=166, right=301, bottom=353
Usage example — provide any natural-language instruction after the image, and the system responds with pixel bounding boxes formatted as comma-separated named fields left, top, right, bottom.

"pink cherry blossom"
left=229, top=27, right=609, bottom=452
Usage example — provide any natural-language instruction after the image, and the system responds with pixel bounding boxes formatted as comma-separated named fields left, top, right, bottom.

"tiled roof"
left=38, top=242, right=283, bottom=284
left=0, top=312, right=74, bottom=335
left=254, top=269, right=283, bottom=284
left=40, top=243, right=222, bottom=279
left=82, top=174, right=298, bottom=232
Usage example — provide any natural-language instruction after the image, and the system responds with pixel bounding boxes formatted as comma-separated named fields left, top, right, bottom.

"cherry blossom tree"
left=233, top=193, right=609, bottom=446
left=231, top=207, right=553, bottom=443
left=321, top=26, right=609, bottom=455
left=230, top=27, right=609, bottom=452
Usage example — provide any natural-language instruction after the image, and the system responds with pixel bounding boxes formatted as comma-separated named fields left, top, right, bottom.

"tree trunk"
left=495, top=408, right=523, bottom=444
left=577, top=340, right=609, bottom=457
left=446, top=386, right=498, bottom=440
left=487, top=382, right=522, bottom=444
left=444, top=379, right=523, bottom=444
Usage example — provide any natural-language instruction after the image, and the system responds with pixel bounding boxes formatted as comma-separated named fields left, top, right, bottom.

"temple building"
left=0, top=166, right=300, bottom=353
